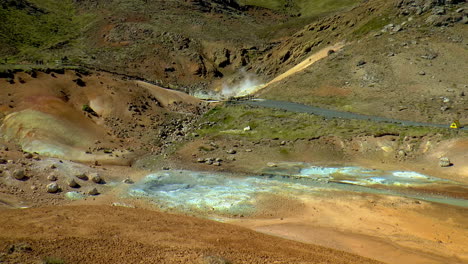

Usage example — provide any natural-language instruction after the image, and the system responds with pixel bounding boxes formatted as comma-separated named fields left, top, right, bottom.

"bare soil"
left=0, top=205, right=381, bottom=264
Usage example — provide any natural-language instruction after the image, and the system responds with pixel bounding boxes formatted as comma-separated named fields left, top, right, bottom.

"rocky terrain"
left=0, top=0, right=467, bottom=263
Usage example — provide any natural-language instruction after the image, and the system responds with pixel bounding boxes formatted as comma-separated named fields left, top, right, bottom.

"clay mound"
left=0, top=70, right=203, bottom=163
left=0, top=205, right=381, bottom=264
left=136, top=80, right=201, bottom=107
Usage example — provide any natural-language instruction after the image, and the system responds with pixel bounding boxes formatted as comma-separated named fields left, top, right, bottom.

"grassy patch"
left=295, top=0, right=359, bottom=17
left=240, top=0, right=358, bottom=17
left=196, top=104, right=465, bottom=140
left=42, top=256, right=66, bottom=264
left=239, top=0, right=288, bottom=10
left=0, top=0, right=94, bottom=62
left=352, top=14, right=392, bottom=37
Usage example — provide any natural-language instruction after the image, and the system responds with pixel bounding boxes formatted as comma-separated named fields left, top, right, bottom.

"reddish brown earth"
left=0, top=205, right=382, bottom=264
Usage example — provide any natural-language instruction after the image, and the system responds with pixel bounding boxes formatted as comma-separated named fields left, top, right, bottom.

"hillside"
left=0, top=0, right=468, bottom=264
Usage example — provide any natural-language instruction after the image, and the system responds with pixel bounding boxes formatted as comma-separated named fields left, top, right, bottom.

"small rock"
left=0, top=159, right=7, bottom=164
left=23, top=153, right=33, bottom=159
left=68, top=178, right=80, bottom=188
left=280, top=141, right=286, bottom=145
left=456, top=8, right=464, bottom=13
left=76, top=173, right=88, bottom=180
left=47, top=183, right=59, bottom=193
left=432, top=7, right=445, bottom=15
left=213, top=161, right=221, bottom=166
left=227, top=149, right=236, bottom=154
left=356, top=60, right=366, bottom=66
left=245, top=149, right=252, bottom=152
left=47, top=174, right=58, bottom=181
left=30, top=185, right=37, bottom=191
left=50, top=164, right=57, bottom=169
left=12, top=169, right=25, bottom=180
left=398, top=150, right=406, bottom=157
left=123, top=178, right=134, bottom=184
left=90, top=173, right=102, bottom=183
left=421, top=53, right=437, bottom=60
left=418, top=71, right=426, bottom=76
left=243, top=126, right=251, bottom=131
left=215, top=158, right=223, bottom=162
left=439, top=157, right=451, bottom=167
left=162, top=167, right=170, bottom=170
left=87, top=187, right=99, bottom=196
left=392, top=25, right=402, bottom=32
left=267, top=162, right=277, bottom=167
left=197, top=158, right=205, bottom=163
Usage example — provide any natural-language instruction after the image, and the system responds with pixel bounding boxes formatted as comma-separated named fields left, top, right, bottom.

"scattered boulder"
left=356, top=60, right=366, bottom=66
left=12, top=169, right=25, bottom=180
left=439, top=157, right=452, bottom=167
left=87, top=187, right=99, bottom=196
left=90, top=173, right=102, bottom=183
left=197, top=158, right=205, bottom=163
left=47, top=174, right=58, bottom=181
left=47, top=182, right=59, bottom=193
left=267, top=162, right=278, bottom=168
left=76, top=173, right=88, bottom=180
left=67, top=178, right=80, bottom=188
left=123, top=178, right=134, bottom=184
left=227, top=149, right=236, bottom=154
left=73, top=78, right=86, bottom=87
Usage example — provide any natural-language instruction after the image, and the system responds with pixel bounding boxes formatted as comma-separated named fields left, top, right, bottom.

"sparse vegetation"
left=0, top=0, right=94, bottom=63
left=197, top=105, right=464, bottom=140
left=352, top=14, right=392, bottom=37
left=42, top=256, right=66, bottom=264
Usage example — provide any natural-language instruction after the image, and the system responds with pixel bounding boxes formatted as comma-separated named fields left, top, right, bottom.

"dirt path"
left=265, top=42, right=346, bottom=88
left=232, top=43, right=346, bottom=97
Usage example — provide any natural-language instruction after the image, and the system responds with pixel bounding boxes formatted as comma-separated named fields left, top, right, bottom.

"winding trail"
left=237, top=99, right=467, bottom=130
